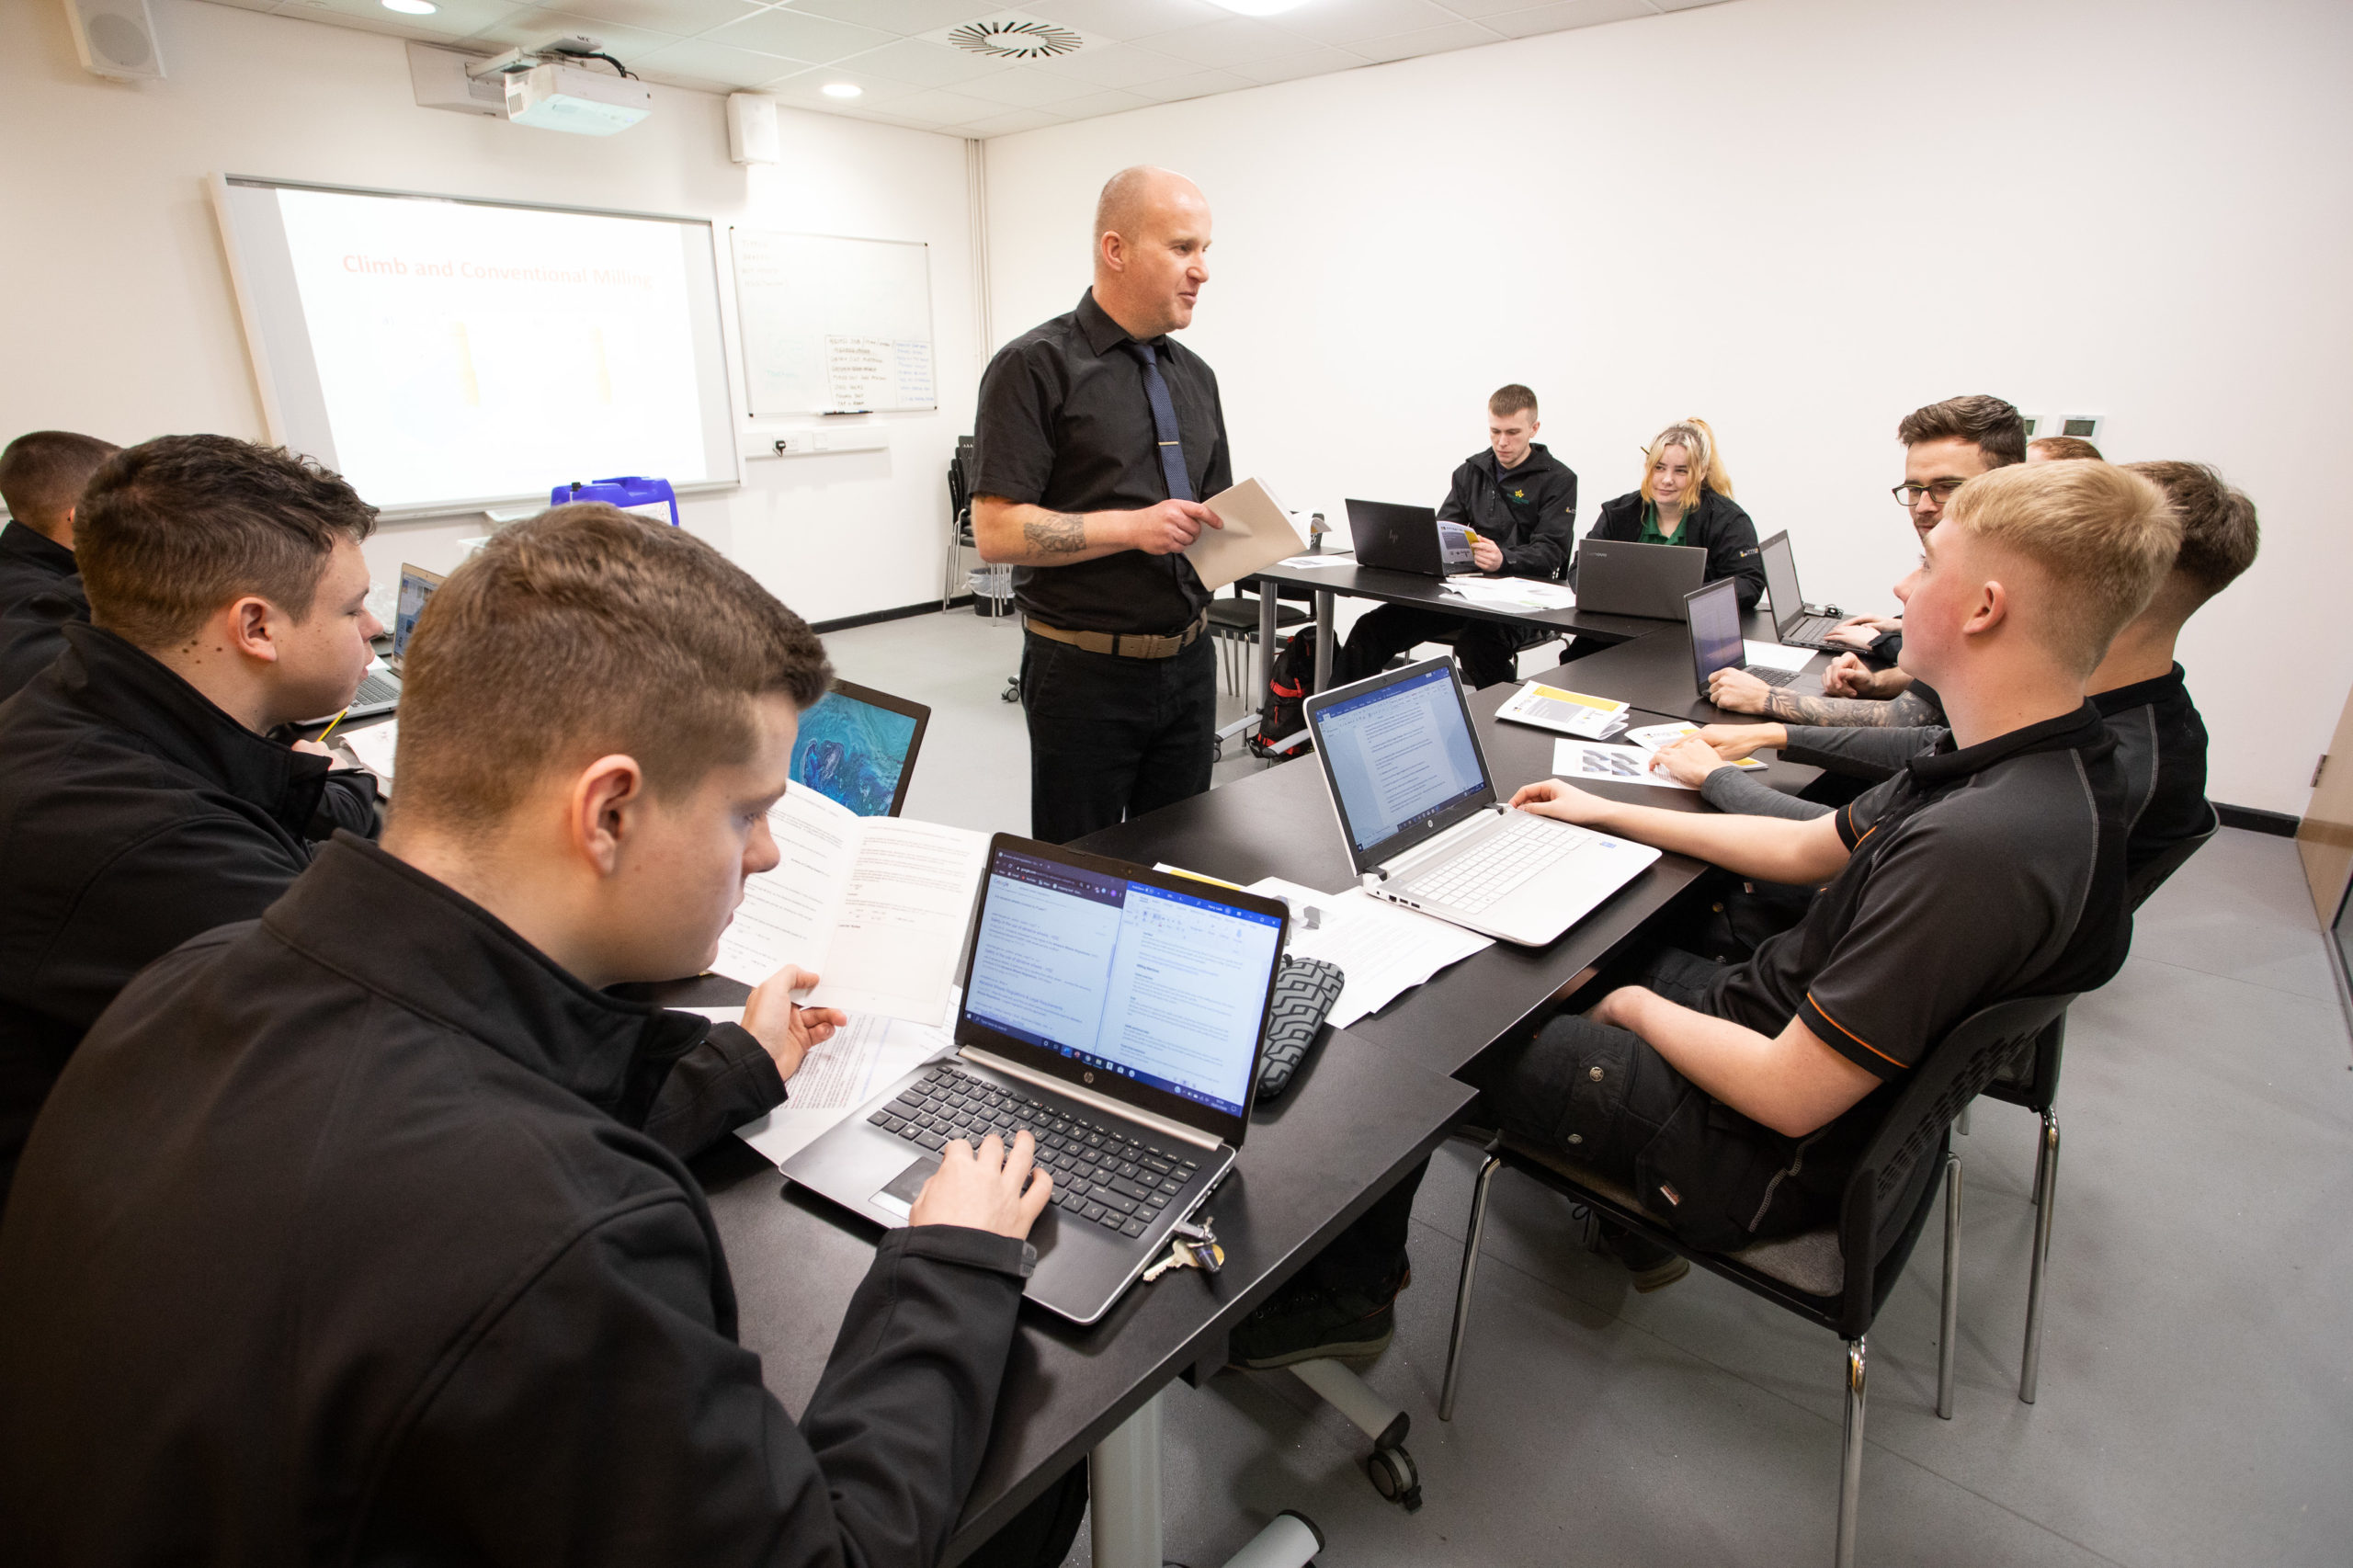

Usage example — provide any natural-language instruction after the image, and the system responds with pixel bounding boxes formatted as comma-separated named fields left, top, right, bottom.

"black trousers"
left=1020, top=631, right=1216, bottom=845
left=1332, top=604, right=1544, bottom=690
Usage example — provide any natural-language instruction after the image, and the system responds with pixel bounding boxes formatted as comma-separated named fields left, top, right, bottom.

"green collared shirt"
left=1637, top=501, right=1690, bottom=544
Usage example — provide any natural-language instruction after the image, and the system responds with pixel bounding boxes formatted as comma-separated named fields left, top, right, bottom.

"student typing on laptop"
left=0, top=505, right=1055, bottom=1567
left=1233, top=460, right=2172, bottom=1358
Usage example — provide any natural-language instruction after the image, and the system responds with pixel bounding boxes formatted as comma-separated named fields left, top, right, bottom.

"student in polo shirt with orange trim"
left=1478, top=460, right=2177, bottom=1280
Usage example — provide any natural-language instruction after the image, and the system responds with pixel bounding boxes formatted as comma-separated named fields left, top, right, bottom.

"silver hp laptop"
left=1302, top=658, right=1660, bottom=946
left=1347, top=498, right=1477, bottom=577
left=782, top=836, right=1290, bottom=1326
left=1574, top=538, right=1706, bottom=619
left=1758, top=531, right=1847, bottom=651
left=343, top=562, right=445, bottom=721
left=1688, top=577, right=1800, bottom=693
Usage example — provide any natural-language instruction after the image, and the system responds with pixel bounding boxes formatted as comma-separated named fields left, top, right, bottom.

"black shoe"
left=1227, top=1267, right=1410, bottom=1370
left=1602, top=1225, right=1690, bottom=1292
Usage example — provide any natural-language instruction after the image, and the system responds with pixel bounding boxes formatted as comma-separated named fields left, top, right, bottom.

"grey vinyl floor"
left=820, top=608, right=2353, bottom=1568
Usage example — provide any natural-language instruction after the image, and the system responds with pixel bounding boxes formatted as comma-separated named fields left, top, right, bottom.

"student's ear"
left=567, top=754, right=647, bottom=877
left=1964, top=578, right=2008, bottom=639
left=223, top=595, right=282, bottom=664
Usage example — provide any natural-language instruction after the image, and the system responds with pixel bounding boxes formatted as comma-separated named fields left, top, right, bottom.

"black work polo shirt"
left=972, top=290, right=1233, bottom=635
left=1710, top=701, right=2131, bottom=1081
left=0, top=519, right=86, bottom=700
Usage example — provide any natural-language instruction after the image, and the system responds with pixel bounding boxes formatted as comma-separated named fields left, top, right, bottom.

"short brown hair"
left=1944, top=461, right=2179, bottom=676
left=393, top=504, right=832, bottom=834
left=75, top=435, right=376, bottom=650
left=1488, top=384, right=1538, bottom=418
left=1897, top=396, right=2028, bottom=467
left=2125, top=460, right=2258, bottom=611
left=2029, top=435, right=2104, bottom=462
left=0, top=430, right=121, bottom=536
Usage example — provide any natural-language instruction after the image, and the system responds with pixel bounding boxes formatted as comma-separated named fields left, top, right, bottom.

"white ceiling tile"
left=1652, top=0, right=1731, bottom=10
left=1277, top=0, right=1462, bottom=47
left=1128, top=65, right=1253, bottom=102
left=1350, top=17, right=1502, bottom=60
left=758, top=64, right=927, bottom=104
left=1042, top=85, right=1152, bottom=117
left=835, top=35, right=1006, bottom=85
left=202, top=0, right=280, bottom=13
left=551, top=0, right=766, bottom=36
left=1431, top=0, right=1561, bottom=15
left=954, top=65, right=1106, bottom=107
left=267, top=1, right=472, bottom=41
left=1231, top=45, right=1365, bottom=85
left=1018, top=40, right=1199, bottom=87
left=705, top=6, right=900, bottom=60
left=1018, top=0, right=1224, bottom=43
left=869, top=85, right=1008, bottom=122
left=1482, top=0, right=1655, bottom=40
left=462, top=8, right=684, bottom=57
left=962, top=107, right=1067, bottom=135
left=1142, top=17, right=1318, bottom=70
left=627, top=36, right=809, bottom=83
left=786, top=0, right=999, bottom=33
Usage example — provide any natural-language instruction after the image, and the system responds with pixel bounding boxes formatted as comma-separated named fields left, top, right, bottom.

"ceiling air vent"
left=924, top=12, right=1098, bottom=61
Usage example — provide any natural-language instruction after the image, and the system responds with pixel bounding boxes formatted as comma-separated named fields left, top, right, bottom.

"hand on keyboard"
left=910, top=1128, right=1054, bottom=1239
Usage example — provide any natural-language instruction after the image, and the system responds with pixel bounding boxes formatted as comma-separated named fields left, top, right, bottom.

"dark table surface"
left=685, top=1012, right=1472, bottom=1559
left=1246, top=557, right=1670, bottom=644
left=1541, top=619, right=1838, bottom=726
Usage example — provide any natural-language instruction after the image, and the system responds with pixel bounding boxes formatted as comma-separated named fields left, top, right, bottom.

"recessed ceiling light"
left=381, top=0, right=438, bottom=14
left=821, top=82, right=862, bottom=98
left=1207, top=0, right=1310, bottom=15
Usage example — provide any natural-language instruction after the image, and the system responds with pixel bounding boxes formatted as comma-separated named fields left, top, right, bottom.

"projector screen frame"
left=208, top=171, right=745, bottom=521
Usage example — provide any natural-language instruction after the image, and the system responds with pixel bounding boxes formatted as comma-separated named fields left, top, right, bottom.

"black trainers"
left=1602, top=1224, right=1690, bottom=1292
left=1227, top=1267, right=1410, bottom=1370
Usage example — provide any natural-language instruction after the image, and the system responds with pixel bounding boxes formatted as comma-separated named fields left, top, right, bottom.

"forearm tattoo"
left=1764, top=687, right=1940, bottom=727
left=1023, top=512, right=1087, bottom=554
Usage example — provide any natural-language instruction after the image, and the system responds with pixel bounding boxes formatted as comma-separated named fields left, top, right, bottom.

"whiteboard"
left=732, top=229, right=937, bottom=415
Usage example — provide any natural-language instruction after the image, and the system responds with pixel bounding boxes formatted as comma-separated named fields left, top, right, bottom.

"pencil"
left=315, top=707, right=350, bottom=745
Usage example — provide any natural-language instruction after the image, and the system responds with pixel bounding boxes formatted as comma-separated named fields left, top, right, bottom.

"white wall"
left=0, top=0, right=980, bottom=625
left=982, top=0, right=2353, bottom=816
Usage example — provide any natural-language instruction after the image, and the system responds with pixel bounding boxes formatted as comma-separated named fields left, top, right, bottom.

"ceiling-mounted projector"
left=501, top=62, right=651, bottom=134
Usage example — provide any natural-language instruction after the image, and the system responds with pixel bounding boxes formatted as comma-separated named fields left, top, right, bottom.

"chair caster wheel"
left=1366, top=1444, right=1421, bottom=1511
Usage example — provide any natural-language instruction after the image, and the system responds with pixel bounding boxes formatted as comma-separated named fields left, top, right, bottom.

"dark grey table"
left=1539, top=617, right=1838, bottom=726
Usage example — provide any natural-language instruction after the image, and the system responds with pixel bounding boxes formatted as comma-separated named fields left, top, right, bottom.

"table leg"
left=1256, top=588, right=1278, bottom=700
left=1313, top=590, right=1335, bottom=693
left=1089, top=1390, right=1165, bottom=1568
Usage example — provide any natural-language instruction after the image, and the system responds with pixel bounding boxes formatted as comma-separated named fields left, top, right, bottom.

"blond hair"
left=1639, top=418, right=1733, bottom=506
left=1943, top=461, right=2180, bottom=676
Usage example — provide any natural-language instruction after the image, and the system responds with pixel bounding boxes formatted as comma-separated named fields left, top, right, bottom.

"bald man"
left=972, top=166, right=1233, bottom=844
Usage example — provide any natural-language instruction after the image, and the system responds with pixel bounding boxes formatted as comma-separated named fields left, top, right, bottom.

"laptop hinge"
left=959, top=1048, right=1224, bottom=1151
left=1370, top=803, right=1506, bottom=883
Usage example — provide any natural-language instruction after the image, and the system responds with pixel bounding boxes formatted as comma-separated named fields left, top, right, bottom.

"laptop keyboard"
left=1744, top=665, right=1800, bottom=687
left=868, top=1063, right=1199, bottom=1238
left=1784, top=615, right=1843, bottom=646
left=1409, top=814, right=1588, bottom=915
left=353, top=671, right=399, bottom=707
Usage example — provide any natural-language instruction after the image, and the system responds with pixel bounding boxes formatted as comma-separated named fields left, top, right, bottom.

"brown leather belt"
left=1024, top=612, right=1209, bottom=660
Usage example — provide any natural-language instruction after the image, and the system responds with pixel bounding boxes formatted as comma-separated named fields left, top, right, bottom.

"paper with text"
left=1743, top=640, right=1815, bottom=673
left=1554, top=740, right=1696, bottom=790
left=1248, top=876, right=1492, bottom=1029
left=732, top=1009, right=959, bottom=1167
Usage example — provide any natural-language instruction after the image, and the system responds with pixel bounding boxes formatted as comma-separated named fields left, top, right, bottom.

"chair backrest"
left=1832, top=992, right=2078, bottom=1333
left=2126, top=802, right=2221, bottom=911
left=949, top=437, right=975, bottom=518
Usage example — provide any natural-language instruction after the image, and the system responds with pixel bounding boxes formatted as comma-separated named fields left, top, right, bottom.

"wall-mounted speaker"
left=62, top=0, right=166, bottom=82
left=727, top=93, right=779, bottom=165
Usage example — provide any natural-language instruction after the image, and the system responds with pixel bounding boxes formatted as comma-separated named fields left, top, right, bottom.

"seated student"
left=1713, top=393, right=2028, bottom=722
left=0, top=429, right=119, bottom=700
left=1675, top=460, right=2256, bottom=884
left=1330, top=384, right=1578, bottom=689
left=0, top=504, right=1054, bottom=1565
left=1569, top=417, right=1765, bottom=610
left=1232, top=460, right=2172, bottom=1349
left=2030, top=434, right=2105, bottom=461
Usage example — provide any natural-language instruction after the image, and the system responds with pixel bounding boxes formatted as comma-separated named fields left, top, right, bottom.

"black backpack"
left=1251, top=634, right=1317, bottom=758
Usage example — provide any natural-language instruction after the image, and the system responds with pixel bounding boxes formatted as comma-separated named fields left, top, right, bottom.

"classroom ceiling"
left=201, top=0, right=1735, bottom=139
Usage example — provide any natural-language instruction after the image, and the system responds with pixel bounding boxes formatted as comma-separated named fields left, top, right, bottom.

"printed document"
left=1624, top=722, right=1768, bottom=770
left=340, top=719, right=399, bottom=784
left=1247, top=875, right=1492, bottom=1029
left=1743, top=641, right=1815, bottom=673
left=1554, top=740, right=1695, bottom=790
left=711, top=783, right=988, bottom=1024
left=1187, top=477, right=1311, bottom=592
left=729, top=1008, right=959, bottom=1167
left=1496, top=682, right=1630, bottom=739
left=1443, top=576, right=1578, bottom=611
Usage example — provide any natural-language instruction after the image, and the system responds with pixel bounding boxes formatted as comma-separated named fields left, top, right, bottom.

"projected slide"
left=214, top=178, right=737, bottom=515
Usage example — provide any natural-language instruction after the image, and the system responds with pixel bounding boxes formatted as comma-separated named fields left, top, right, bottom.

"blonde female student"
left=1571, top=417, right=1766, bottom=609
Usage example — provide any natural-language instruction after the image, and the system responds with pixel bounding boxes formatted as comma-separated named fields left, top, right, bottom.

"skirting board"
left=2215, top=802, right=2298, bottom=837
left=813, top=596, right=975, bottom=634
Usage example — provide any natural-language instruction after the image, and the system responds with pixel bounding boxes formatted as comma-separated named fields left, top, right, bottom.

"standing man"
left=972, top=166, right=1230, bottom=844
left=1330, top=384, right=1578, bottom=688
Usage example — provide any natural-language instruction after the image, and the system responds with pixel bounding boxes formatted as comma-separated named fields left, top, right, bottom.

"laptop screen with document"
left=1305, top=659, right=1495, bottom=870
left=960, top=844, right=1286, bottom=1138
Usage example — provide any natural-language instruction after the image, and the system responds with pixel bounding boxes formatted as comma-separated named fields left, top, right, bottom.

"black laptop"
left=1757, top=531, right=1848, bottom=651
left=780, top=836, right=1290, bottom=1325
left=790, top=678, right=930, bottom=817
left=1346, top=498, right=1476, bottom=577
left=1574, top=538, right=1706, bottom=619
left=1687, top=576, right=1800, bottom=691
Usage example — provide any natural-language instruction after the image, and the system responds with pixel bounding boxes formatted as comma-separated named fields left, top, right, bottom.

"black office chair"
left=1439, top=992, right=2077, bottom=1568
left=1972, top=801, right=2222, bottom=1403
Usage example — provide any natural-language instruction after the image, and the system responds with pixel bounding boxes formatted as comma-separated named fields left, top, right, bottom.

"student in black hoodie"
left=1331, top=384, right=1579, bottom=688
left=1570, top=415, right=1766, bottom=610
left=0, top=503, right=1054, bottom=1566
left=0, top=428, right=118, bottom=699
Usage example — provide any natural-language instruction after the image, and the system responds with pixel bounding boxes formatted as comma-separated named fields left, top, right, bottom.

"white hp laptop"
left=1302, top=658, right=1661, bottom=946
left=782, top=835, right=1289, bottom=1325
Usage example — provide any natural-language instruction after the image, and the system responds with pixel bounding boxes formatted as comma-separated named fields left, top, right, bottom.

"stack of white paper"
left=340, top=719, right=398, bottom=784
left=1444, top=576, right=1578, bottom=611
left=1247, top=875, right=1493, bottom=1029
left=1185, top=477, right=1311, bottom=592
left=727, top=1008, right=960, bottom=1167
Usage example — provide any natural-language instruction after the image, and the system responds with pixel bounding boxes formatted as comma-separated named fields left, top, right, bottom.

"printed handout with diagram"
left=710, top=783, right=988, bottom=1025
left=1495, top=681, right=1631, bottom=739
left=1553, top=739, right=1694, bottom=790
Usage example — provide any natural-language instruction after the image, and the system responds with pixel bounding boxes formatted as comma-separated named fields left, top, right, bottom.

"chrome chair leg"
left=1836, top=1336, right=1867, bottom=1568
left=1938, top=1152, right=1961, bottom=1419
left=2019, top=1110, right=2061, bottom=1403
left=1957, top=1102, right=1971, bottom=1136
left=1438, top=1153, right=1501, bottom=1422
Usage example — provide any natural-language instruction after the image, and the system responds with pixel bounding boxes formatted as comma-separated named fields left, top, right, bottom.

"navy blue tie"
left=1123, top=340, right=1194, bottom=504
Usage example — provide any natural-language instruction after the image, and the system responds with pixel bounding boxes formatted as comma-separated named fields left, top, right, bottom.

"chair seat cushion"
left=1500, top=1135, right=1846, bottom=1299
left=1206, top=600, right=1308, bottom=631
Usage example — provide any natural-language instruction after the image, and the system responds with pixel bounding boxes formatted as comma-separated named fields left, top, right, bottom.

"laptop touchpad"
left=872, top=1156, right=938, bottom=1219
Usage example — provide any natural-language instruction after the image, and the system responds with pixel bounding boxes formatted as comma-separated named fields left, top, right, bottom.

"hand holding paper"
left=1186, top=477, right=1310, bottom=592
left=743, top=964, right=845, bottom=1082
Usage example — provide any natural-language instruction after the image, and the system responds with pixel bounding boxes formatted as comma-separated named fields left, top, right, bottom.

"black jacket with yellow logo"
left=1437, top=443, right=1578, bottom=580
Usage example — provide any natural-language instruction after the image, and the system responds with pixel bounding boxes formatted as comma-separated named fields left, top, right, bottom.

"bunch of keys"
left=1142, top=1217, right=1223, bottom=1281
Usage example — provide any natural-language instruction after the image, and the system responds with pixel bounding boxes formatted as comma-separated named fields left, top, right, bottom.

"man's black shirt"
left=0, top=519, right=85, bottom=700
left=972, top=290, right=1233, bottom=634
left=1438, top=443, right=1578, bottom=580
left=0, top=835, right=1031, bottom=1565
